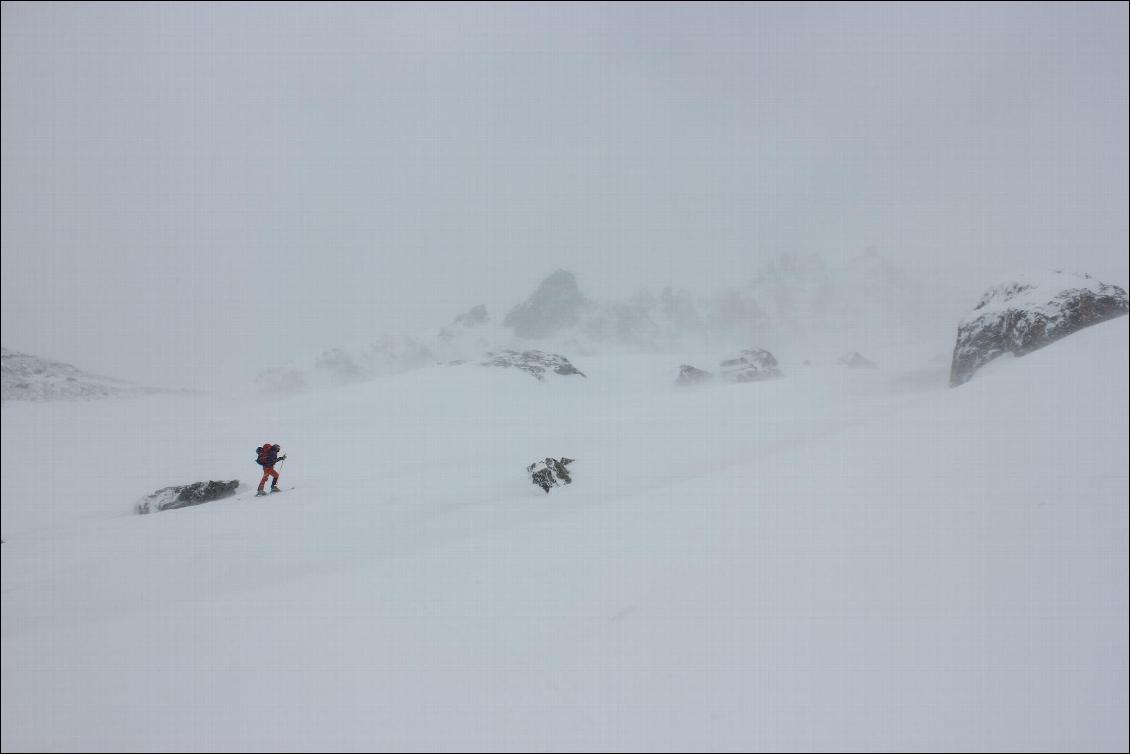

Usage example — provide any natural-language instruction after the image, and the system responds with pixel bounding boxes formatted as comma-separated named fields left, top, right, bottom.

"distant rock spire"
left=503, top=270, right=587, bottom=339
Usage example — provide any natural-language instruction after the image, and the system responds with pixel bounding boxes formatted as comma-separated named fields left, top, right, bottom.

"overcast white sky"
left=2, top=2, right=1127, bottom=389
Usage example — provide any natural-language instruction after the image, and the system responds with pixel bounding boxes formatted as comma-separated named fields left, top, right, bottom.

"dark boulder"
left=136, top=480, right=240, bottom=514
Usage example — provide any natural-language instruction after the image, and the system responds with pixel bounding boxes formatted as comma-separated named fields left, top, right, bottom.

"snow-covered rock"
left=949, top=271, right=1128, bottom=386
left=527, top=457, right=575, bottom=494
left=838, top=351, right=879, bottom=369
left=135, top=480, right=240, bottom=515
left=677, top=349, right=781, bottom=386
left=719, top=348, right=782, bottom=382
left=481, top=350, right=586, bottom=381
left=1, top=348, right=164, bottom=402
left=675, top=364, right=714, bottom=386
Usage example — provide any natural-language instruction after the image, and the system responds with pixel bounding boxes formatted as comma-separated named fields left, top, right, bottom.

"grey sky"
left=3, top=2, right=1127, bottom=389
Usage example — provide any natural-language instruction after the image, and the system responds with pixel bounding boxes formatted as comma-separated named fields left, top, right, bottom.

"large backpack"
left=256, top=445, right=278, bottom=466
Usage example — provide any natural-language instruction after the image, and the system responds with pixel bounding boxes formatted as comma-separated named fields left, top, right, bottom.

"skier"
left=255, top=441, right=287, bottom=496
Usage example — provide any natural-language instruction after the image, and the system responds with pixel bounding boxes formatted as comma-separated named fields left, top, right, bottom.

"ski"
left=255, top=486, right=296, bottom=497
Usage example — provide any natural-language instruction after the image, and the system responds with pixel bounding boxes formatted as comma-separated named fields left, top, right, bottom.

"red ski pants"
left=258, top=466, right=279, bottom=492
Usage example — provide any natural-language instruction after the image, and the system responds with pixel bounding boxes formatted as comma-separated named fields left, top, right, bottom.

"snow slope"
left=1, top=347, right=171, bottom=403
left=2, top=319, right=1126, bottom=751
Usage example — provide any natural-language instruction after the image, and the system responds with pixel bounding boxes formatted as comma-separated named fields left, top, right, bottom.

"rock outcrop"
left=676, top=348, right=781, bottom=386
left=950, top=271, right=1128, bottom=386
left=503, top=270, right=588, bottom=339
left=675, top=364, right=714, bottom=386
left=136, top=480, right=240, bottom=514
left=481, top=350, right=586, bottom=381
left=719, top=348, right=782, bottom=382
left=527, top=457, right=575, bottom=494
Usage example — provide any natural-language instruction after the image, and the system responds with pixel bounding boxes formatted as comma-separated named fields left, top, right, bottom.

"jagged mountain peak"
left=503, top=269, right=588, bottom=339
left=254, top=254, right=964, bottom=394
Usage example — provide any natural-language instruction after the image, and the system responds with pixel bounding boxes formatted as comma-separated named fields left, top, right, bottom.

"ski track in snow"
left=2, top=319, right=1127, bottom=751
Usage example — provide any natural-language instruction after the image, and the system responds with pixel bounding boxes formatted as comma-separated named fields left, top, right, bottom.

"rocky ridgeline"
left=256, top=251, right=957, bottom=394
left=950, top=271, right=1128, bottom=386
left=1, top=348, right=164, bottom=403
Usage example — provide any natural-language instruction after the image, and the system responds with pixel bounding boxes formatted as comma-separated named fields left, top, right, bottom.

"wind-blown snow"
left=2, top=318, right=1126, bottom=751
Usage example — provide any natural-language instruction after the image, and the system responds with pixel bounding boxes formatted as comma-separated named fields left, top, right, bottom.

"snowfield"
left=2, top=318, right=1127, bottom=752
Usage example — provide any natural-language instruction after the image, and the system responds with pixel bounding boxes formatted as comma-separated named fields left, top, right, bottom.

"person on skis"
left=255, top=441, right=286, bottom=496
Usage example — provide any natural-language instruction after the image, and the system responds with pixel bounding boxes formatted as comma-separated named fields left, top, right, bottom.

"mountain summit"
left=503, top=269, right=588, bottom=339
